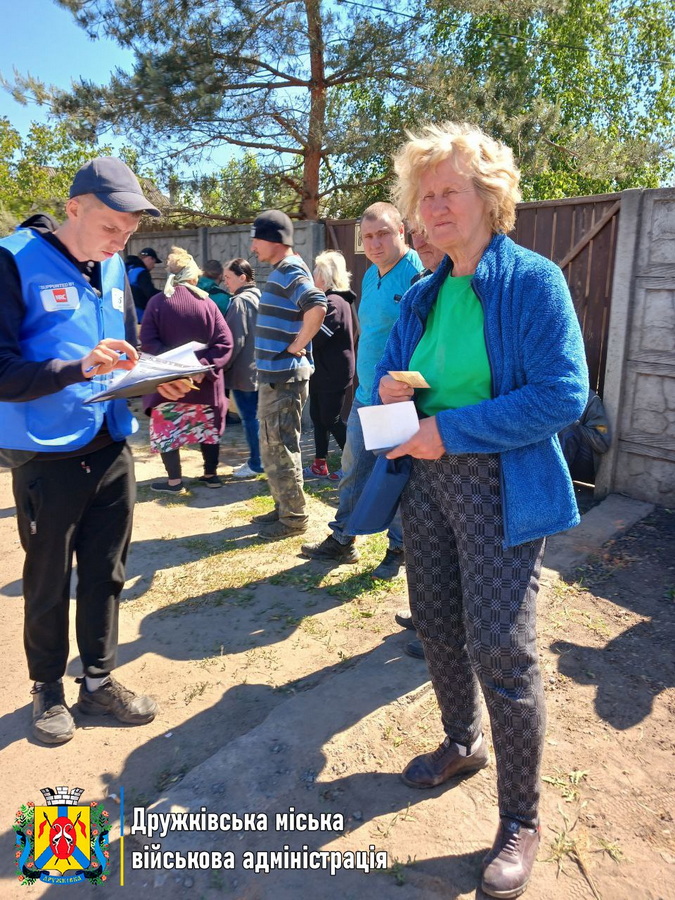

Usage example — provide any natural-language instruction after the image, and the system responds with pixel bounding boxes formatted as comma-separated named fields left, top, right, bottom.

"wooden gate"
left=512, top=193, right=621, bottom=397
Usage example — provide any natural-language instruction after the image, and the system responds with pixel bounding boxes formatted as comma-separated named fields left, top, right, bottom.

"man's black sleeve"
left=132, top=268, right=158, bottom=310
left=0, top=248, right=84, bottom=401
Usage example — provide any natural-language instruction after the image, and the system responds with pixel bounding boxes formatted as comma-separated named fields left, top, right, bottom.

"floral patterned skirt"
left=149, top=403, right=220, bottom=453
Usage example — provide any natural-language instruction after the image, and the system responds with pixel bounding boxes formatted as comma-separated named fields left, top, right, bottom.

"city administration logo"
left=13, top=786, right=110, bottom=885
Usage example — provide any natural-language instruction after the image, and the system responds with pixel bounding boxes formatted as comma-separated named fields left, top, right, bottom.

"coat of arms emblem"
left=13, top=787, right=110, bottom=885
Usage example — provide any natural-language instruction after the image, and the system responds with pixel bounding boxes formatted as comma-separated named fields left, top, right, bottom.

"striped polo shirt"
left=255, top=254, right=327, bottom=383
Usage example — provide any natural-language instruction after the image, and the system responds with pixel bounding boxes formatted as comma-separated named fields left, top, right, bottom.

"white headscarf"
left=163, top=256, right=210, bottom=299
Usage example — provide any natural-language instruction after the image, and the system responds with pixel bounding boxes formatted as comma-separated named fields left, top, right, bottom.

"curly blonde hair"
left=313, top=250, right=352, bottom=292
left=392, top=122, right=521, bottom=235
left=165, top=245, right=202, bottom=279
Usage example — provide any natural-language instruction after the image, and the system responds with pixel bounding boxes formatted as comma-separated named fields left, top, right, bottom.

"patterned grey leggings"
left=401, top=454, right=546, bottom=826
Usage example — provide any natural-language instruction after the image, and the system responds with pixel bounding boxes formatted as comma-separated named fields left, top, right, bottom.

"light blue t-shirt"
left=355, top=249, right=423, bottom=404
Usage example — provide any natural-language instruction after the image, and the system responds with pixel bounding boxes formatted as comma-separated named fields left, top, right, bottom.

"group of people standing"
left=132, top=247, right=264, bottom=490
left=0, top=118, right=593, bottom=900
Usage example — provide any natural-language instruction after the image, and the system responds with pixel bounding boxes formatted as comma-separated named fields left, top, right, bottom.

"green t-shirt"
left=410, top=274, right=492, bottom=417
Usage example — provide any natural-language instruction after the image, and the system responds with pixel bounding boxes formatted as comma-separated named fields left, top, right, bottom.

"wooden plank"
left=556, top=200, right=621, bottom=269
left=513, top=206, right=537, bottom=250
left=532, top=205, right=555, bottom=259
left=519, top=191, right=620, bottom=210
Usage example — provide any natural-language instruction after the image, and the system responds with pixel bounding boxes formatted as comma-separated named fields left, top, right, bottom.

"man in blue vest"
left=0, top=157, right=188, bottom=745
left=125, top=246, right=162, bottom=322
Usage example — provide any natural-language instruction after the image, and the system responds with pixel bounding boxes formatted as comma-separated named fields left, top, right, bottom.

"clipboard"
left=82, top=352, right=214, bottom=404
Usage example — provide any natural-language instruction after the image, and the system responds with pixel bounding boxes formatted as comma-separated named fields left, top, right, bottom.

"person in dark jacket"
left=558, top=389, right=611, bottom=482
left=141, top=246, right=233, bottom=491
left=198, top=259, right=231, bottom=316
left=222, top=258, right=263, bottom=477
left=303, top=250, right=356, bottom=480
left=126, top=246, right=161, bottom=322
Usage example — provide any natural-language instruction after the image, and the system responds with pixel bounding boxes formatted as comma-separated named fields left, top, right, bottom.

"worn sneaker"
left=151, top=480, right=185, bottom=494
left=372, top=548, right=405, bottom=579
left=481, top=818, right=541, bottom=899
left=198, top=475, right=223, bottom=488
left=77, top=676, right=157, bottom=725
left=395, top=609, right=415, bottom=630
left=401, top=736, right=489, bottom=788
left=257, top=518, right=308, bottom=539
left=251, top=508, right=279, bottom=524
left=233, top=462, right=263, bottom=478
left=31, top=681, right=75, bottom=745
left=301, top=534, right=359, bottom=563
left=303, top=461, right=329, bottom=478
left=327, top=468, right=344, bottom=482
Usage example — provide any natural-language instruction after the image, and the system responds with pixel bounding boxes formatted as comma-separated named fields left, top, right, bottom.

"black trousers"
left=309, top=388, right=347, bottom=458
left=161, top=443, right=220, bottom=480
left=12, top=441, right=135, bottom=682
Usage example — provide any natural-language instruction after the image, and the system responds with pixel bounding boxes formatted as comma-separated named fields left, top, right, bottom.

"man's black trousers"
left=12, top=441, right=135, bottom=683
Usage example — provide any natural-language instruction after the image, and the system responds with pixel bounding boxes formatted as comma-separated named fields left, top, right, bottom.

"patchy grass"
left=542, top=769, right=589, bottom=803
left=547, top=808, right=601, bottom=900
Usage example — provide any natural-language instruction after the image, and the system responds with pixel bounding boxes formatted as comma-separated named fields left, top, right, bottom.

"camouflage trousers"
left=258, top=380, right=309, bottom=525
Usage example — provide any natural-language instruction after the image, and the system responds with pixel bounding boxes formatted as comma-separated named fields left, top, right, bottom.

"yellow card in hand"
left=388, top=370, right=430, bottom=389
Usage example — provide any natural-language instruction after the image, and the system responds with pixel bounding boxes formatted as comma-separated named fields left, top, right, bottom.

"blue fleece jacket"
left=373, top=233, right=588, bottom=548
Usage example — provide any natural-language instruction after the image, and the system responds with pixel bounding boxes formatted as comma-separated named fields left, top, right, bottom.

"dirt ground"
left=0, top=416, right=673, bottom=899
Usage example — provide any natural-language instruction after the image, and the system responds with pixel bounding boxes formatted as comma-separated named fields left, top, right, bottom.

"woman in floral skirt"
left=140, top=246, right=233, bottom=492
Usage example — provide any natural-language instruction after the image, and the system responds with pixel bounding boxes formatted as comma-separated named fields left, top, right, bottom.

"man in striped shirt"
left=250, top=210, right=327, bottom=539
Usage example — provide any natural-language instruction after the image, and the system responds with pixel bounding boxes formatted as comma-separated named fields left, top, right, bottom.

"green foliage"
left=174, top=153, right=300, bottom=220
left=3, top=0, right=673, bottom=216
left=428, top=0, right=675, bottom=198
left=0, top=117, right=112, bottom=226
left=5, top=0, right=426, bottom=219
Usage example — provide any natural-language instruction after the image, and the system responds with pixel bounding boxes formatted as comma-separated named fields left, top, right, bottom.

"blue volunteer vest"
left=0, top=228, right=137, bottom=452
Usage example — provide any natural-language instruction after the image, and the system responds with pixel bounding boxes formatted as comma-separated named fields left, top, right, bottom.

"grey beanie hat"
left=251, top=209, right=294, bottom=246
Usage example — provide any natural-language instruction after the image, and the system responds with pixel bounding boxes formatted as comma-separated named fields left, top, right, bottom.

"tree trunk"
left=301, top=0, right=327, bottom=220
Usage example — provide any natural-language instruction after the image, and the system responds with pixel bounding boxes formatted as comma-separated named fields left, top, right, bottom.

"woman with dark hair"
left=222, top=258, right=263, bottom=477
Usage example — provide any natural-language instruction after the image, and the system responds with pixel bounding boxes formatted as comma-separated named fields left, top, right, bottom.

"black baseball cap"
left=251, top=209, right=294, bottom=246
left=69, top=157, right=161, bottom=217
left=139, top=247, right=162, bottom=263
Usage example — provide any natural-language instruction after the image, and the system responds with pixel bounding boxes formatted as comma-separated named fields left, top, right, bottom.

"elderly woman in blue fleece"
left=375, top=122, right=587, bottom=899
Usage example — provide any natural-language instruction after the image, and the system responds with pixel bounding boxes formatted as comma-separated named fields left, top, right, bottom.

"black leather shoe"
left=372, top=548, right=404, bottom=579
left=301, top=534, right=359, bottom=563
left=401, top=736, right=488, bottom=788
left=32, top=681, right=75, bottom=744
left=404, top=639, right=425, bottom=659
left=481, top=818, right=541, bottom=898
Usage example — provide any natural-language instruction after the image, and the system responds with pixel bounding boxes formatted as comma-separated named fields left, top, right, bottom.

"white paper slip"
left=156, top=341, right=207, bottom=367
left=357, top=401, right=420, bottom=452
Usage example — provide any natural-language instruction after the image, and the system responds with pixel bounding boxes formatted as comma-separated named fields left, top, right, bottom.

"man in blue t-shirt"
left=302, top=202, right=423, bottom=577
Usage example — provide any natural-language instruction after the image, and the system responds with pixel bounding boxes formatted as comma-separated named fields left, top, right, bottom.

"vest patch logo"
left=13, top=786, right=110, bottom=886
left=110, top=288, right=124, bottom=312
left=40, top=285, right=80, bottom=312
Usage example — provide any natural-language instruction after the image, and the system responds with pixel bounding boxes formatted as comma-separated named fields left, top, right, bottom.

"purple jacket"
left=140, top=284, right=233, bottom=433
